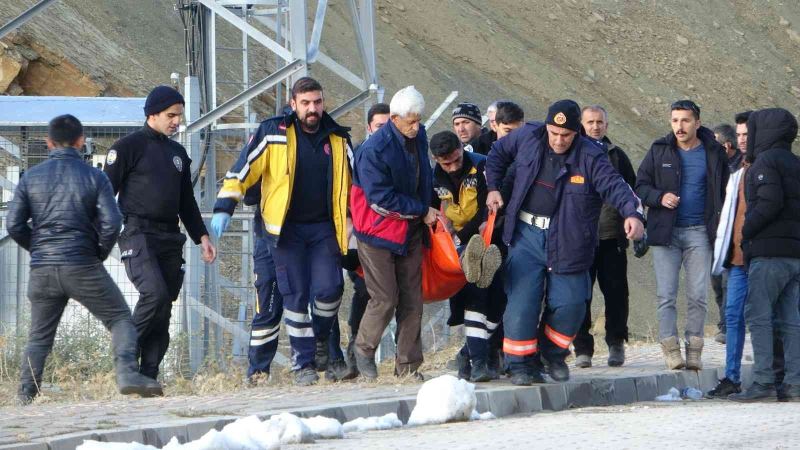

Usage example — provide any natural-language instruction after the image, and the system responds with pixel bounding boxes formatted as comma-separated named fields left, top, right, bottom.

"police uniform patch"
left=106, top=150, right=117, bottom=165
left=554, top=112, right=567, bottom=125
left=173, top=156, right=183, bottom=172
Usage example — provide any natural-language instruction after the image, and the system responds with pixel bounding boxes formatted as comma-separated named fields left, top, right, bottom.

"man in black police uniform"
left=8, top=115, right=160, bottom=404
left=105, top=86, right=217, bottom=388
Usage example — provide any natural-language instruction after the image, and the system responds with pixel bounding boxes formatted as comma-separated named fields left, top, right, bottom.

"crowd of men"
left=7, top=77, right=800, bottom=405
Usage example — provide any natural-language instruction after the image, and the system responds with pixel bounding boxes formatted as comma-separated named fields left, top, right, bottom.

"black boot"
left=470, top=360, right=492, bottom=383
left=547, top=359, right=570, bottom=382
left=456, top=349, right=471, bottom=380
left=487, top=349, right=502, bottom=380
left=728, top=382, right=777, bottom=402
left=113, top=321, right=163, bottom=397
left=355, top=350, right=378, bottom=380
left=117, top=371, right=163, bottom=397
left=781, top=384, right=800, bottom=402
left=315, top=337, right=330, bottom=372
left=16, top=385, right=38, bottom=406
left=344, top=338, right=360, bottom=378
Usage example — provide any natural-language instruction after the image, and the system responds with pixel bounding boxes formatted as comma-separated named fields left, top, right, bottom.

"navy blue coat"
left=485, top=122, right=643, bottom=274
left=351, top=121, right=433, bottom=255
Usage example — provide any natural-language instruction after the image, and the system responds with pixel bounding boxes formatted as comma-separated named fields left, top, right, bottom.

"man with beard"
left=213, top=77, right=352, bottom=386
left=636, top=100, right=729, bottom=371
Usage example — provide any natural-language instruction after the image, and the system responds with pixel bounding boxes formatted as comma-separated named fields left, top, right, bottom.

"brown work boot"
left=660, top=336, right=685, bottom=370
left=461, top=234, right=485, bottom=284
left=685, top=336, right=704, bottom=370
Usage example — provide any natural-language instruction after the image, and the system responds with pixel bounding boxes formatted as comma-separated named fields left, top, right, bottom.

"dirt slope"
left=2, top=0, right=800, bottom=338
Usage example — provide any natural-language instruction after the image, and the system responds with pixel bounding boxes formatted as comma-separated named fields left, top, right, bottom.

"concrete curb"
left=2, top=364, right=752, bottom=450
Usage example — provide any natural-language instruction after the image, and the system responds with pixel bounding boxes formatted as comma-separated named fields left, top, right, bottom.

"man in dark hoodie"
left=729, top=107, right=800, bottom=402
left=636, top=100, right=729, bottom=371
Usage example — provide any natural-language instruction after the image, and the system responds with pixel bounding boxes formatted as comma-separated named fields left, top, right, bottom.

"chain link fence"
left=0, top=125, right=451, bottom=383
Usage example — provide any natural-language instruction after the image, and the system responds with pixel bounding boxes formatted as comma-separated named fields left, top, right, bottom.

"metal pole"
left=425, top=91, right=460, bottom=129
left=183, top=59, right=303, bottom=135
left=183, top=75, right=204, bottom=374
left=275, top=0, right=284, bottom=115
left=241, top=5, right=251, bottom=133
left=288, top=0, right=308, bottom=84
left=196, top=0, right=292, bottom=61
left=0, top=0, right=59, bottom=40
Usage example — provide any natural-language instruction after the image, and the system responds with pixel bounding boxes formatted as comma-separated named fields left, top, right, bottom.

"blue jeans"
left=745, top=257, right=800, bottom=386
left=724, top=266, right=748, bottom=383
left=651, top=225, right=711, bottom=340
left=503, top=221, right=590, bottom=374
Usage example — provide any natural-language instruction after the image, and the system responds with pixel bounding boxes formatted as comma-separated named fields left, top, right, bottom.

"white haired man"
left=350, top=86, right=440, bottom=380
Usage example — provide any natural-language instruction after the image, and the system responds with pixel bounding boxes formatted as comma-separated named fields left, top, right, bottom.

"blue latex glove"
left=210, top=212, right=231, bottom=239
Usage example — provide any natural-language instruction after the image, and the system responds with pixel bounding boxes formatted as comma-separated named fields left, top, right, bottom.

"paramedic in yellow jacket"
left=211, top=77, right=352, bottom=386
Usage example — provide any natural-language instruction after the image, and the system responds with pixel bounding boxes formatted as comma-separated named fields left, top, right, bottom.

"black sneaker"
left=294, top=367, right=320, bottom=386
left=456, top=351, right=472, bottom=380
left=547, top=359, right=570, bottom=382
left=728, top=382, right=777, bottom=403
left=355, top=350, right=378, bottom=380
left=704, top=378, right=741, bottom=399
left=315, top=338, right=330, bottom=372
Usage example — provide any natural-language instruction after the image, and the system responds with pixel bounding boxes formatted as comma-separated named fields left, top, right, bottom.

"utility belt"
left=518, top=210, right=551, bottom=230
left=124, top=215, right=180, bottom=233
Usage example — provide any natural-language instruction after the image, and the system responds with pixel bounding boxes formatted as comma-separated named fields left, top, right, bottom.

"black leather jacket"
left=7, top=147, right=122, bottom=266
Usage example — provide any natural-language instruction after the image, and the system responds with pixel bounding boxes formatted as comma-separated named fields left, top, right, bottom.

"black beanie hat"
left=546, top=99, right=582, bottom=133
left=144, top=86, right=185, bottom=116
left=452, top=102, right=482, bottom=125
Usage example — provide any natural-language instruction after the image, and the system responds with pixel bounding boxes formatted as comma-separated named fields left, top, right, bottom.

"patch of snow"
left=77, top=442, right=157, bottom=450
left=264, top=412, right=314, bottom=444
left=470, top=410, right=497, bottom=421
left=407, top=375, right=476, bottom=426
left=301, top=415, right=344, bottom=439
left=342, top=413, right=403, bottom=433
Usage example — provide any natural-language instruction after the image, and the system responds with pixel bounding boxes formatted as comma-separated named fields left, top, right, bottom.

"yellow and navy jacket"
left=214, top=112, right=352, bottom=254
left=432, top=151, right=488, bottom=244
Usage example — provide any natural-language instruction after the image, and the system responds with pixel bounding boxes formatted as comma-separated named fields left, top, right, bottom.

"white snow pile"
left=470, top=410, right=497, bottom=421
left=407, top=375, right=477, bottom=426
left=76, top=443, right=157, bottom=450
left=342, top=413, right=403, bottom=433
left=301, top=415, right=345, bottom=439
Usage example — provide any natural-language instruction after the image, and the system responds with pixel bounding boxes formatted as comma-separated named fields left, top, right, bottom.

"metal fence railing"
left=0, top=126, right=453, bottom=381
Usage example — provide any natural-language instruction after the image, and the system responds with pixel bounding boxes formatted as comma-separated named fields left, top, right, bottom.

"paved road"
left=289, top=401, right=800, bottom=450
left=0, top=338, right=743, bottom=447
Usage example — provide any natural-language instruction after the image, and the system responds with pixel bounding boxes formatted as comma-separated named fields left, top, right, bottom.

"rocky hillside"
left=2, top=0, right=800, bottom=338
left=2, top=0, right=800, bottom=154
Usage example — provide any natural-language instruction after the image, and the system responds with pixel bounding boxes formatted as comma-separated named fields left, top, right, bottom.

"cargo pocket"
left=118, top=234, right=147, bottom=284
left=275, top=266, right=293, bottom=297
